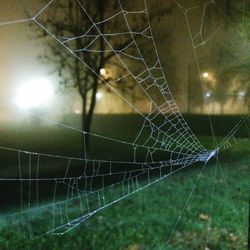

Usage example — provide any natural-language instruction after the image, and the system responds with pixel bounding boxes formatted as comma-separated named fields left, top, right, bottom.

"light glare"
left=100, top=68, right=106, bottom=76
left=202, top=72, right=209, bottom=78
left=15, top=78, right=54, bottom=109
left=96, top=92, right=103, bottom=99
left=205, top=92, right=211, bottom=98
left=238, top=91, right=245, bottom=97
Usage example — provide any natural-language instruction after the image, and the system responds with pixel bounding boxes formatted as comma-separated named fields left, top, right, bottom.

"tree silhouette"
left=34, top=0, right=173, bottom=152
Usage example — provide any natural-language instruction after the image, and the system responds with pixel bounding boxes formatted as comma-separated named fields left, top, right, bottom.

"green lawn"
left=0, top=115, right=249, bottom=249
left=0, top=156, right=248, bottom=250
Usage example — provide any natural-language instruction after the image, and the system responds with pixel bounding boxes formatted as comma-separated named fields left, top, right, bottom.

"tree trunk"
left=82, top=91, right=87, bottom=157
left=81, top=0, right=105, bottom=152
left=83, top=76, right=99, bottom=151
left=187, top=64, right=192, bottom=114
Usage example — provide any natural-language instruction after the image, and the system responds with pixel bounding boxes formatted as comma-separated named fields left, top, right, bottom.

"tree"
left=34, top=0, right=173, bottom=152
left=212, top=0, right=250, bottom=112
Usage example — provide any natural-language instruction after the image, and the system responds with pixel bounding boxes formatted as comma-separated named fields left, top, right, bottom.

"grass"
left=0, top=158, right=248, bottom=249
left=0, top=114, right=249, bottom=249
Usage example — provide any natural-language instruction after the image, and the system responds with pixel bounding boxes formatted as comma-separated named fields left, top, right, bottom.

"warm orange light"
left=100, top=68, right=106, bottom=76
left=202, top=72, right=209, bottom=78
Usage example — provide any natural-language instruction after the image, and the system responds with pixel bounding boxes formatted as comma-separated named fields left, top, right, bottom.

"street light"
left=238, top=91, right=246, bottom=97
left=205, top=91, right=211, bottom=98
left=14, top=77, right=54, bottom=110
left=202, top=72, right=209, bottom=78
left=100, top=68, right=107, bottom=77
left=96, top=92, right=103, bottom=99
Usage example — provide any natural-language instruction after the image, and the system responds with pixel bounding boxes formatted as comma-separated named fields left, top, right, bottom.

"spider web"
left=0, top=0, right=249, bottom=244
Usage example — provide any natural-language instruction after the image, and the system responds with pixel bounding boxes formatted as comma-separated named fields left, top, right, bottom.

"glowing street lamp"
left=205, top=91, right=211, bottom=98
left=202, top=72, right=209, bottom=78
left=238, top=91, right=245, bottom=97
left=100, top=68, right=107, bottom=77
left=14, top=77, right=54, bottom=110
left=96, top=92, right=103, bottom=99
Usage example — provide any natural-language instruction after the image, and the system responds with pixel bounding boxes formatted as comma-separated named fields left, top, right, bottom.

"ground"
left=0, top=114, right=249, bottom=249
